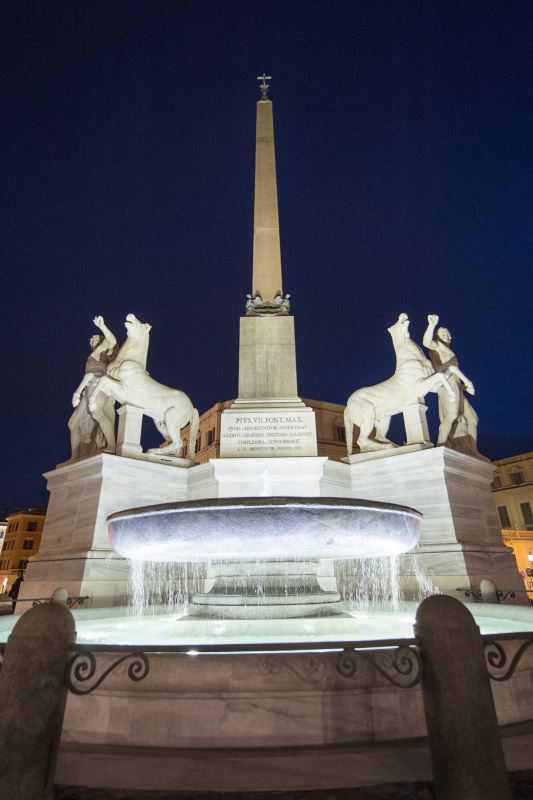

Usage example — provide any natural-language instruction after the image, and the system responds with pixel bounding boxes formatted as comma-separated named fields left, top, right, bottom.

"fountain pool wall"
left=2, top=602, right=530, bottom=792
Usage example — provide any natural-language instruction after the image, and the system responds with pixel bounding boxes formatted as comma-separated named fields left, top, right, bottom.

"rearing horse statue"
left=344, top=313, right=454, bottom=454
left=89, top=313, right=199, bottom=458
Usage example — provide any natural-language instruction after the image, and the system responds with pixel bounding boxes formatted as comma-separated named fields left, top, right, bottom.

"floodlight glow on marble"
left=108, top=496, right=422, bottom=563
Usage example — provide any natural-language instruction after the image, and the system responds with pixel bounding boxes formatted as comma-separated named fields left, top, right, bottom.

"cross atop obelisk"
left=252, top=73, right=283, bottom=303
left=256, top=73, right=272, bottom=99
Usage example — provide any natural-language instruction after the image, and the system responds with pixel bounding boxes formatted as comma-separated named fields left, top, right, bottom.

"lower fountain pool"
left=2, top=601, right=533, bottom=647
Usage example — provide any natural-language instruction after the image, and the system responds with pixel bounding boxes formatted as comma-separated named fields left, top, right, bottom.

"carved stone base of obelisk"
left=220, top=315, right=318, bottom=458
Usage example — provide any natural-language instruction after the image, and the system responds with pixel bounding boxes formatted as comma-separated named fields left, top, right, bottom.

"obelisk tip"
left=256, top=73, right=272, bottom=100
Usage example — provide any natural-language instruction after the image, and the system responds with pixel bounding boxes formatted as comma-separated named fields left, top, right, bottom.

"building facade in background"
left=0, top=508, right=46, bottom=594
left=492, top=452, right=533, bottom=599
left=183, top=399, right=347, bottom=463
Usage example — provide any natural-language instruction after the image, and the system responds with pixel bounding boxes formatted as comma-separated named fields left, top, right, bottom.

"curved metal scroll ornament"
left=259, top=654, right=329, bottom=685
left=337, top=645, right=422, bottom=688
left=485, top=637, right=533, bottom=682
left=67, top=650, right=150, bottom=695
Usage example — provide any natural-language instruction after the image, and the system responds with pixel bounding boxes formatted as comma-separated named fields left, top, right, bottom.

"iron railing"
left=2, top=631, right=533, bottom=694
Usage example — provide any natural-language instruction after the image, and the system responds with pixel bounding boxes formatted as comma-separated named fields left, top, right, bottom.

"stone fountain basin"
left=108, top=497, right=421, bottom=562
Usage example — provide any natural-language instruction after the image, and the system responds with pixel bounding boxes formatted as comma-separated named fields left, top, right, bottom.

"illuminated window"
left=498, top=506, right=511, bottom=528
left=521, top=503, right=533, bottom=530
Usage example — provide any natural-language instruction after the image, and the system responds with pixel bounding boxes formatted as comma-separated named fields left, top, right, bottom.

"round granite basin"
left=108, top=496, right=422, bottom=562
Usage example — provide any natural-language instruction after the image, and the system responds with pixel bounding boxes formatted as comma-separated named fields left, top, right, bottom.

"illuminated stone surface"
left=108, top=496, right=421, bottom=563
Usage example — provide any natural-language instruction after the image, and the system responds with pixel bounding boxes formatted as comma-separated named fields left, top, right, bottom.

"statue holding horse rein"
left=89, top=313, right=199, bottom=458
left=344, top=313, right=455, bottom=454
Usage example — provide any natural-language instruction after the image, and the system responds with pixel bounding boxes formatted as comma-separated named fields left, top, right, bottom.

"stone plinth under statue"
left=19, top=446, right=523, bottom=608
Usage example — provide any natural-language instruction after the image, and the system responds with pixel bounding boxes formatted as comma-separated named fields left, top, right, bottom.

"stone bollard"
left=480, top=578, right=499, bottom=603
left=0, top=591, right=76, bottom=799
left=415, top=595, right=511, bottom=800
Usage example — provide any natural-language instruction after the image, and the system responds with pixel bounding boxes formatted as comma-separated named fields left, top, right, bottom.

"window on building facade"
left=492, top=476, right=502, bottom=490
left=497, top=506, right=511, bottom=528
left=195, top=437, right=201, bottom=453
left=26, top=521, right=38, bottom=532
left=207, top=428, right=215, bottom=446
left=335, top=426, right=346, bottom=443
left=22, top=539, right=34, bottom=550
left=521, top=502, right=533, bottom=530
left=511, top=469, right=525, bottom=485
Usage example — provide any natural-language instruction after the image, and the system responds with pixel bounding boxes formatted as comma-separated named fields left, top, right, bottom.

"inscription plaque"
left=220, top=409, right=317, bottom=458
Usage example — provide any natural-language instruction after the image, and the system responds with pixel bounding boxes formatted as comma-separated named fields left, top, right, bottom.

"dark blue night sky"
left=2, top=1, right=532, bottom=510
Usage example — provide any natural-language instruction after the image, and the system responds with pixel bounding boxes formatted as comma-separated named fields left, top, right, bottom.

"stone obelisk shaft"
left=252, top=99, right=283, bottom=302
left=219, top=81, right=317, bottom=459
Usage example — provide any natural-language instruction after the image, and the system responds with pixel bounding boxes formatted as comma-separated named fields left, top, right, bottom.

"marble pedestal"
left=22, top=447, right=523, bottom=610
left=191, top=559, right=340, bottom=619
left=219, top=403, right=317, bottom=458
left=326, top=447, right=524, bottom=599
left=220, top=314, right=318, bottom=458
left=18, top=454, right=191, bottom=609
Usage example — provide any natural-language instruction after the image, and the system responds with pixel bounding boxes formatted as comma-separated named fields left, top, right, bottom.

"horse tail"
left=188, top=407, right=200, bottom=458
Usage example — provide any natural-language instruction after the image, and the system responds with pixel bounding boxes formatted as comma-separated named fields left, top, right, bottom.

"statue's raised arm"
left=67, top=315, right=119, bottom=461
left=92, top=315, right=117, bottom=356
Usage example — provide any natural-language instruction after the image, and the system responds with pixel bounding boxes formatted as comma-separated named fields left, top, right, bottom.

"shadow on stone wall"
left=54, top=770, right=533, bottom=800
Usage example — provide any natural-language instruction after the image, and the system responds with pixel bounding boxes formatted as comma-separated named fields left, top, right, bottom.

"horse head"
left=387, top=313, right=410, bottom=350
left=124, top=313, right=152, bottom=340
left=107, top=313, right=152, bottom=373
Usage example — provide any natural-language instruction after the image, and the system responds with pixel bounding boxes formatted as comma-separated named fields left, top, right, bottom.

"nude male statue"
left=68, top=316, right=118, bottom=460
left=422, top=314, right=478, bottom=447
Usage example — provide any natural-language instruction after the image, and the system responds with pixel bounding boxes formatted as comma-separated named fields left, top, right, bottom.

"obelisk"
left=252, top=76, right=283, bottom=302
left=220, top=76, right=317, bottom=458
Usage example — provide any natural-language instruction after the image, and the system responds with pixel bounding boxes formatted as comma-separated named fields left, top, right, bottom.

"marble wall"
left=20, top=447, right=524, bottom=607
left=56, top=640, right=533, bottom=791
